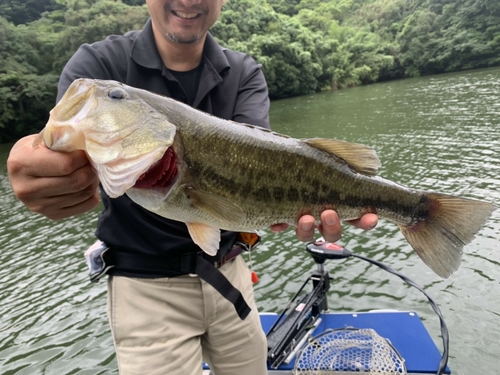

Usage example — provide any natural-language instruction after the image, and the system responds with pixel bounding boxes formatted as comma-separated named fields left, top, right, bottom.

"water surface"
left=1, top=67, right=499, bottom=374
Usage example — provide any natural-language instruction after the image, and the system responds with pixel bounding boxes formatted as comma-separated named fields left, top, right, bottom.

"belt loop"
left=179, top=252, right=199, bottom=274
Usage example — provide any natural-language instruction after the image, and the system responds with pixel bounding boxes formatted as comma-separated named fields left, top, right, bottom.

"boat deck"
left=203, top=310, right=450, bottom=374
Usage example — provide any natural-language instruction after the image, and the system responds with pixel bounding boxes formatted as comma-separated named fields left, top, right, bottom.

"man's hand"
left=7, top=134, right=100, bottom=220
left=270, top=210, right=378, bottom=243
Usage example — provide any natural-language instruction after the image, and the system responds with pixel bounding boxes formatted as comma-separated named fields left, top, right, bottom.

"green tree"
left=121, top=0, right=144, bottom=5
left=0, top=17, right=37, bottom=75
left=214, top=0, right=322, bottom=99
left=397, top=0, right=500, bottom=76
left=249, top=17, right=323, bottom=99
left=0, top=73, right=59, bottom=142
left=267, top=0, right=301, bottom=16
left=0, top=15, right=59, bottom=140
left=2, top=0, right=500, bottom=142
left=0, top=0, right=62, bottom=25
left=53, top=0, right=148, bottom=71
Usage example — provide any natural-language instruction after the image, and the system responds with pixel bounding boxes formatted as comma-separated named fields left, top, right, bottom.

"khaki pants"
left=107, top=256, right=268, bottom=375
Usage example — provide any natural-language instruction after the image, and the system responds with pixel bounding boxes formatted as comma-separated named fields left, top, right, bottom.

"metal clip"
left=235, top=231, right=261, bottom=252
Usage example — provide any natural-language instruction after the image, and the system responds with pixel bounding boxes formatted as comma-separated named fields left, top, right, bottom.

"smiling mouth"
left=172, top=10, right=201, bottom=20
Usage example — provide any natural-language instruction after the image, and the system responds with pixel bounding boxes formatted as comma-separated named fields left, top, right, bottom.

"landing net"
left=293, top=328, right=407, bottom=375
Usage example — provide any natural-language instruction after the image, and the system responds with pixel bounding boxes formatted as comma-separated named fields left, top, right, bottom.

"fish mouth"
left=133, top=147, right=178, bottom=189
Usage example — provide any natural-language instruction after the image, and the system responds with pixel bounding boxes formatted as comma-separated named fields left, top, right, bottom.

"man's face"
left=147, top=0, right=226, bottom=45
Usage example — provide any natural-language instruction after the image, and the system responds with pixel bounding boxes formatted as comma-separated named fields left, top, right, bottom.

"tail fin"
left=399, top=193, right=495, bottom=278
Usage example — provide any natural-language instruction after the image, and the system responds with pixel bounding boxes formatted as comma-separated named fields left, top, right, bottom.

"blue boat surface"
left=203, top=310, right=450, bottom=374
left=260, top=310, right=450, bottom=374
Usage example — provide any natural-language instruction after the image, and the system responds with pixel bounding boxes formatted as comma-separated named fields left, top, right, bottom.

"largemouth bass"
left=37, top=78, right=495, bottom=278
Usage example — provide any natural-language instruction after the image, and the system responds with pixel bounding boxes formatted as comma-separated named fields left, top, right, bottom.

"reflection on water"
left=1, top=68, right=499, bottom=374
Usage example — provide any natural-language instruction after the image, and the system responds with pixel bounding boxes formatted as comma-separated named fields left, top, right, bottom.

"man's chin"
left=166, top=32, right=202, bottom=45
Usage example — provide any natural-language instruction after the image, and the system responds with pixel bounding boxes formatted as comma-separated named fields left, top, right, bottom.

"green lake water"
left=1, top=67, right=499, bottom=374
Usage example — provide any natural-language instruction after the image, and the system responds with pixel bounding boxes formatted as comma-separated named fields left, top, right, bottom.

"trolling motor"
left=266, top=240, right=352, bottom=369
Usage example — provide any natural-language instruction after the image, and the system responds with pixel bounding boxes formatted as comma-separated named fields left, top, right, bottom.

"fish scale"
left=37, top=78, right=496, bottom=278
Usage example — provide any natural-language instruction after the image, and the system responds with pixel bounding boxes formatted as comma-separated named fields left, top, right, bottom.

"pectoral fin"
left=186, top=222, right=221, bottom=256
left=305, top=138, right=381, bottom=176
left=183, top=185, right=246, bottom=224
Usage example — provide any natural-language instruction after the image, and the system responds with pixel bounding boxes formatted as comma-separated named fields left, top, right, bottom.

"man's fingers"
left=272, top=211, right=379, bottom=243
left=295, top=215, right=316, bottom=242
left=270, top=223, right=290, bottom=233
left=317, top=210, right=342, bottom=243
left=50, top=190, right=101, bottom=220
left=296, top=210, right=343, bottom=243
left=30, top=179, right=101, bottom=219
left=346, top=213, right=378, bottom=230
left=7, top=134, right=101, bottom=220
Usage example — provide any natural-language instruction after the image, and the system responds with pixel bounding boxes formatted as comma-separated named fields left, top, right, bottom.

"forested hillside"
left=1, top=0, right=499, bottom=142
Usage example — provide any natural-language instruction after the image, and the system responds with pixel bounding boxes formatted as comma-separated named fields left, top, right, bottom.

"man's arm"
left=7, top=46, right=109, bottom=220
left=230, top=54, right=270, bottom=129
left=7, top=135, right=100, bottom=219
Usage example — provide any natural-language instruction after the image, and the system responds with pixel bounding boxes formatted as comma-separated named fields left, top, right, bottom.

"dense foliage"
left=1, top=0, right=499, bottom=142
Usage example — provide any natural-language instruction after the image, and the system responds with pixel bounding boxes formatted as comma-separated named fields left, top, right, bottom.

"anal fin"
left=186, top=222, right=221, bottom=256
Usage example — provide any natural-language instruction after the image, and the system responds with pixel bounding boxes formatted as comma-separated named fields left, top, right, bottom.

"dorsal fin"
left=304, top=138, right=381, bottom=176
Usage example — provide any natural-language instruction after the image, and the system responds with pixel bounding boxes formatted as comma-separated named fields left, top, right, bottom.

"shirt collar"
left=131, top=19, right=230, bottom=76
left=202, top=33, right=230, bottom=76
left=131, top=19, right=163, bottom=70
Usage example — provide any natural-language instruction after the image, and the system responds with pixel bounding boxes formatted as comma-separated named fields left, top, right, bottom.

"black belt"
left=217, top=245, right=245, bottom=267
left=86, top=242, right=251, bottom=320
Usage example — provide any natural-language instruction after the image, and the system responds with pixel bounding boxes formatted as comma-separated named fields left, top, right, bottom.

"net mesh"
left=293, top=328, right=407, bottom=375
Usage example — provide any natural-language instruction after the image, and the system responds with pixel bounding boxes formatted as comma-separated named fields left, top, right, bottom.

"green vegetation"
left=1, top=0, right=499, bottom=142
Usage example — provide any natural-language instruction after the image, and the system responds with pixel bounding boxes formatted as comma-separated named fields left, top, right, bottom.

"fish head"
left=40, top=78, right=177, bottom=198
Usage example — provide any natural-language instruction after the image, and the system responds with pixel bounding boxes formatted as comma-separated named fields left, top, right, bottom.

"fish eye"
left=108, top=88, right=128, bottom=100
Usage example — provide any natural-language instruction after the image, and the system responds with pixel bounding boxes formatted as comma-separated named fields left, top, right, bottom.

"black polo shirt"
left=57, top=19, right=270, bottom=277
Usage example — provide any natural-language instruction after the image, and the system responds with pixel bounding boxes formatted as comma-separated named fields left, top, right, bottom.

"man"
left=7, top=0, right=378, bottom=374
